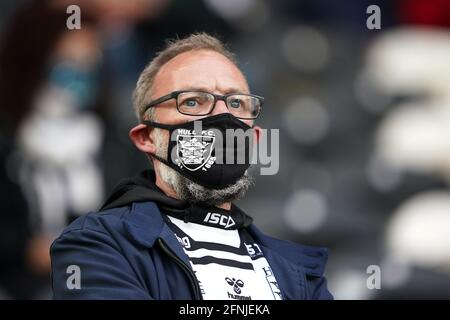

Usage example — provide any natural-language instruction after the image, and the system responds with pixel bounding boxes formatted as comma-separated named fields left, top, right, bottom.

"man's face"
left=149, top=49, right=252, bottom=126
left=145, top=49, right=256, bottom=206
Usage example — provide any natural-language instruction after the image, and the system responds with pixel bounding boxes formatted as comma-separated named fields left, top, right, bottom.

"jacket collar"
left=124, top=201, right=165, bottom=247
left=247, top=225, right=328, bottom=278
left=123, top=201, right=328, bottom=278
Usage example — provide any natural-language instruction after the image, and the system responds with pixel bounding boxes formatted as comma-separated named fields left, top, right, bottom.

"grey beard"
left=154, top=128, right=253, bottom=206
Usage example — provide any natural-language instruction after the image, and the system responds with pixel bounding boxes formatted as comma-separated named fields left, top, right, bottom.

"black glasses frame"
left=143, top=90, right=263, bottom=119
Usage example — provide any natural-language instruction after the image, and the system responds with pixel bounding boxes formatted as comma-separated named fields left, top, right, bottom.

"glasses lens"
left=177, top=91, right=214, bottom=115
left=227, top=94, right=261, bottom=119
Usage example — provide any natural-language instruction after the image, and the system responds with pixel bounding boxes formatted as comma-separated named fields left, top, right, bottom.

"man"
left=50, top=33, right=333, bottom=300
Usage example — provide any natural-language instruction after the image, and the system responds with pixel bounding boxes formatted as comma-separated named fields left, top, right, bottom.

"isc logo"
left=204, top=212, right=236, bottom=229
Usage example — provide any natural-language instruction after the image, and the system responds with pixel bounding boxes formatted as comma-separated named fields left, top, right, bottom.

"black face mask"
left=143, top=113, right=253, bottom=190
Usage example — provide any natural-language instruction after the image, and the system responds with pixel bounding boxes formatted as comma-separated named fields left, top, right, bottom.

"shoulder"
left=52, top=201, right=165, bottom=250
left=50, top=206, right=134, bottom=262
left=56, top=206, right=131, bottom=240
left=250, top=227, right=333, bottom=299
left=50, top=205, right=155, bottom=299
left=248, top=225, right=329, bottom=277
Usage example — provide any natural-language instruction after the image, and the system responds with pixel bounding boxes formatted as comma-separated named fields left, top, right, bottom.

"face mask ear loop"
left=148, top=152, right=170, bottom=168
left=141, top=120, right=170, bottom=165
left=142, top=120, right=174, bottom=130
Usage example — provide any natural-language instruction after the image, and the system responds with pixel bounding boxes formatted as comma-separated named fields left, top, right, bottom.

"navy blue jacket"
left=50, top=171, right=333, bottom=300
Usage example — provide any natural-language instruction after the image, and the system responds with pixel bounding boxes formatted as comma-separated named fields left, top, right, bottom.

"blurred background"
left=1, top=0, right=450, bottom=299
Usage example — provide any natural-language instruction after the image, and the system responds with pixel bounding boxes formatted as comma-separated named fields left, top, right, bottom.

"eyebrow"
left=178, top=86, right=249, bottom=95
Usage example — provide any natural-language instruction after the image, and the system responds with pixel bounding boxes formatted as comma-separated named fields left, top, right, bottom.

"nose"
left=210, top=99, right=230, bottom=116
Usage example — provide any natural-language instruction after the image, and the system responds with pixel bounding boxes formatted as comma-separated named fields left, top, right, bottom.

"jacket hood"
left=100, top=170, right=253, bottom=228
left=100, top=169, right=189, bottom=211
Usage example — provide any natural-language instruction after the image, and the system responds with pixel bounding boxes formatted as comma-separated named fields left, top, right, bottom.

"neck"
left=154, top=165, right=232, bottom=211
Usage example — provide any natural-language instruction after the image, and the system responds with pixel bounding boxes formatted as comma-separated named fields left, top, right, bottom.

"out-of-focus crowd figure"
left=0, top=0, right=450, bottom=299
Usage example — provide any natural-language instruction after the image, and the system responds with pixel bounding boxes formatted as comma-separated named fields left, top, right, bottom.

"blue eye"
left=184, top=99, right=198, bottom=108
left=229, top=99, right=241, bottom=108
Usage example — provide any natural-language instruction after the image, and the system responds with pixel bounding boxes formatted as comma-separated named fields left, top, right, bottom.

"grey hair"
left=132, top=32, right=237, bottom=122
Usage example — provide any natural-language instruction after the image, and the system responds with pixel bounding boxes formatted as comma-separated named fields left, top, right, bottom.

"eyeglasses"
left=144, top=90, right=263, bottom=119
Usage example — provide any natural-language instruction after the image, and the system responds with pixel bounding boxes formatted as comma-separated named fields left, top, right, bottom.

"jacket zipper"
left=157, top=238, right=202, bottom=300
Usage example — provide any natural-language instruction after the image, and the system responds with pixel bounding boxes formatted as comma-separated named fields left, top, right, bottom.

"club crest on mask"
left=175, top=129, right=216, bottom=172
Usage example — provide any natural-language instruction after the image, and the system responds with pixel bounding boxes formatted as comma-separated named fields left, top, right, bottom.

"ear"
left=129, top=124, right=156, bottom=154
left=253, top=125, right=262, bottom=144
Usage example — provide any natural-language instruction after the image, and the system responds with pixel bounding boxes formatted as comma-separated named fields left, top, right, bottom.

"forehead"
left=151, top=49, right=249, bottom=96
